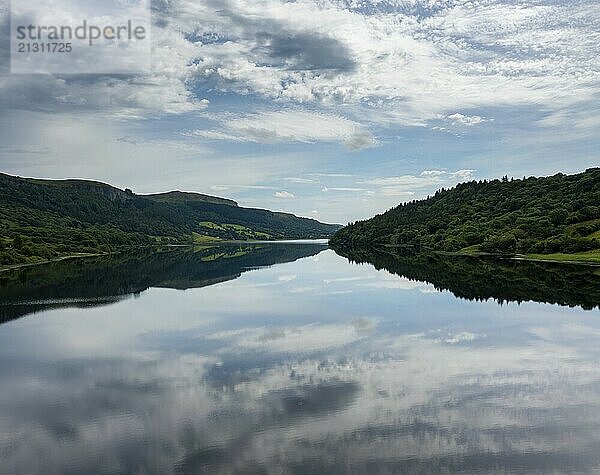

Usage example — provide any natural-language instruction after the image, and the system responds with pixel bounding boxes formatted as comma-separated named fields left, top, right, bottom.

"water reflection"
left=0, top=243, right=327, bottom=322
left=333, top=246, right=600, bottom=310
left=0, top=245, right=599, bottom=474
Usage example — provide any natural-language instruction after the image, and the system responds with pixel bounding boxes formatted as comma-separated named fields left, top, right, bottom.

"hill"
left=0, top=173, right=340, bottom=266
left=331, top=168, right=600, bottom=262
left=144, top=191, right=238, bottom=207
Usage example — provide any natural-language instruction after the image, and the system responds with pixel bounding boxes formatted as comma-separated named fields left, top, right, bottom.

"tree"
left=549, top=208, right=568, bottom=226
left=13, top=235, right=23, bottom=250
left=481, top=233, right=517, bottom=254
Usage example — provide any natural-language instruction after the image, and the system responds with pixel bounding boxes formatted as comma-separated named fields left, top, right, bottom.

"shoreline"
left=438, top=251, right=600, bottom=267
left=5, top=241, right=598, bottom=273
left=333, top=244, right=600, bottom=267
left=0, top=252, right=109, bottom=273
left=0, top=239, right=331, bottom=273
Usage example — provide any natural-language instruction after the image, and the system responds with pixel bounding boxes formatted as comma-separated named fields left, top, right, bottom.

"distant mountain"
left=0, top=173, right=340, bottom=265
left=331, top=168, right=600, bottom=262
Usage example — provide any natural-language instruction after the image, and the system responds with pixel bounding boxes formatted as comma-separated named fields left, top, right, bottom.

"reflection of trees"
left=0, top=244, right=327, bottom=322
left=332, top=246, right=600, bottom=310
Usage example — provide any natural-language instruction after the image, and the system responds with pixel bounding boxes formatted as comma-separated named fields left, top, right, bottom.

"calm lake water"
left=1, top=243, right=599, bottom=474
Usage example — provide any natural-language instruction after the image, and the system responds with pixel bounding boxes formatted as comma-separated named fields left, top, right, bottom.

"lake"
left=1, top=242, right=599, bottom=474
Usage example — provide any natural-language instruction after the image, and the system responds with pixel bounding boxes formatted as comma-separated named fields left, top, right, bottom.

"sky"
left=0, top=0, right=599, bottom=224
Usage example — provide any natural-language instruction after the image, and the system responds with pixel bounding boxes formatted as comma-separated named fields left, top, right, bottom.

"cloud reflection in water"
left=1, top=248, right=599, bottom=473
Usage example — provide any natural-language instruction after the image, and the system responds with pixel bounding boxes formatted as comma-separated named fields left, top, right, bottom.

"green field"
left=525, top=249, right=600, bottom=264
left=198, top=221, right=271, bottom=240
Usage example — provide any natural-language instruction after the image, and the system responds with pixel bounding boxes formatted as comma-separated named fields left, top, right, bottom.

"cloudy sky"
left=0, top=0, right=599, bottom=223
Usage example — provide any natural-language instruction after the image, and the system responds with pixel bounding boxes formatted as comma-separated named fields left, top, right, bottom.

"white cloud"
left=321, top=187, right=367, bottom=192
left=362, top=277, right=437, bottom=292
left=211, top=185, right=277, bottom=192
left=451, top=169, right=476, bottom=180
left=365, top=175, right=440, bottom=187
left=378, top=189, right=416, bottom=197
left=3, top=0, right=596, bottom=129
left=441, top=332, right=482, bottom=345
left=189, top=109, right=376, bottom=149
left=284, top=177, right=316, bottom=184
left=274, top=191, right=295, bottom=199
left=446, top=113, right=491, bottom=126
left=364, top=169, right=475, bottom=188
left=207, top=323, right=370, bottom=353
left=178, top=0, right=599, bottom=128
left=358, top=169, right=476, bottom=202
left=420, top=170, right=446, bottom=177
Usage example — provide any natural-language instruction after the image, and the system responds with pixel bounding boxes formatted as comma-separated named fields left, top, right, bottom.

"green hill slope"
left=0, top=173, right=340, bottom=265
left=143, top=191, right=238, bottom=207
left=331, top=168, right=600, bottom=261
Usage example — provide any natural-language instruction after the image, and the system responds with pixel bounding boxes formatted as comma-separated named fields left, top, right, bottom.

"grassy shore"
left=436, top=248, right=600, bottom=266
left=523, top=249, right=600, bottom=265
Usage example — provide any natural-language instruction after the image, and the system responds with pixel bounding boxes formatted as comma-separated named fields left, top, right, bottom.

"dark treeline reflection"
left=333, top=247, right=600, bottom=310
left=0, top=243, right=327, bottom=323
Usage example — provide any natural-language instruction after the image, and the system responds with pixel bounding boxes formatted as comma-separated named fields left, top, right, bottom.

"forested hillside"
left=0, top=173, right=340, bottom=265
left=331, top=168, right=600, bottom=260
